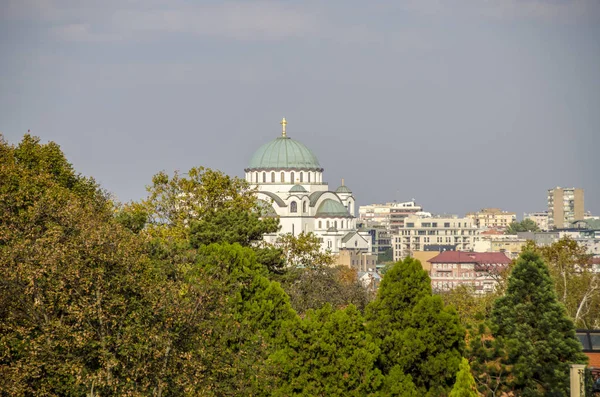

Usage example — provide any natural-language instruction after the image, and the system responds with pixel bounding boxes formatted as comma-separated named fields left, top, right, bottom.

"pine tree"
left=483, top=250, right=588, bottom=396
left=449, top=358, right=478, bottom=397
left=365, top=258, right=465, bottom=396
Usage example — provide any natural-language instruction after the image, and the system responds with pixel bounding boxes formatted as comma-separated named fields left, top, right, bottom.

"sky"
left=1, top=0, right=599, bottom=218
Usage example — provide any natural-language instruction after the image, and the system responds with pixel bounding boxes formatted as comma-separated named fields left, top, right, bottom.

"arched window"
left=290, top=201, right=297, bottom=213
left=334, top=221, right=338, bottom=228
left=281, top=172, right=284, bottom=182
left=255, top=172, right=258, bottom=183
left=308, top=172, right=311, bottom=183
left=340, top=221, right=344, bottom=228
left=318, top=221, right=322, bottom=229
left=262, top=172, right=266, bottom=183
left=326, top=220, right=330, bottom=228
left=271, top=172, right=275, bottom=183
left=290, top=172, right=295, bottom=183
left=292, top=224, right=295, bottom=235
left=300, top=172, right=303, bottom=182
left=302, top=201, right=307, bottom=213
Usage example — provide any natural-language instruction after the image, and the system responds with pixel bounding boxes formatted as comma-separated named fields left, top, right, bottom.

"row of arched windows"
left=255, top=171, right=313, bottom=183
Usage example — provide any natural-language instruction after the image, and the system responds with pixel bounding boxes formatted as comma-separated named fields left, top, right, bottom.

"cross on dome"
left=280, top=117, right=287, bottom=137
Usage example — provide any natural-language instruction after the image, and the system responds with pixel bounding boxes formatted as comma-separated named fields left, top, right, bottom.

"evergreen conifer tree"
left=483, top=250, right=588, bottom=396
left=365, top=258, right=465, bottom=396
left=449, top=358, right=478, bottom=397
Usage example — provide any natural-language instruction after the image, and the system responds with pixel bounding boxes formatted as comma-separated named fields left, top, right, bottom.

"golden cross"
left=280, top=117, right=287, bottom=137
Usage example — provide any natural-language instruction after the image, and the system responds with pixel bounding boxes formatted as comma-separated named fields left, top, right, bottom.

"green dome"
left=316, top=199, right=351, bottom=218
left=289, top=184, right=308, bottom=193
left=247, top=137, right=321, bottom=171
left=335, top=185, right=352, bottom=194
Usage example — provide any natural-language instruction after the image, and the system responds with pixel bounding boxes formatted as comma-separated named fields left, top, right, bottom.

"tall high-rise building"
left=547, top=187, right=584, bottom=229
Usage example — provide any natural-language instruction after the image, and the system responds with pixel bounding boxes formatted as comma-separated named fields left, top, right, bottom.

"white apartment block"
left=465, top=208, right=516, bottom=230
left=359, top=201, right=423, bottom=231
left=392, top=214, right=480, bottom=261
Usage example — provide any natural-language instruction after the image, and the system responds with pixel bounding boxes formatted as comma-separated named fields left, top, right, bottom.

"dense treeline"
left=0, top=135, right=590, bottom=396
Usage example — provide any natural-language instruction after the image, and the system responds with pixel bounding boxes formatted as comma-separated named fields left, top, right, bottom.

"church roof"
left=315, top=199, right=351, bottom=218
left=259, top=191, right=286, bottom=207
left=289, top=184, right=308, bottom=193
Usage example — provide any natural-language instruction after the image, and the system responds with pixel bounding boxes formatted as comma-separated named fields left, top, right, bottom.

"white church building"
left=244, top=118, right=371, bottom=254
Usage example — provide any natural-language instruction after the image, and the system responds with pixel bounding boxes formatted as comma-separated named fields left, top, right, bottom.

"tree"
left=525, top=238, right=600, bottom=328
left=505, top=219, right=539, bottom=234
left=439, top=284, right=497, bottom=330
left=475, top=250, right=588, bottom=396
left=269, top=304, right=383, bottom=396
left=449, top=358, right=478, bottom=397
left=365, top=258, right=465, bottom=396
left=274, top=232, right=334, bottom=269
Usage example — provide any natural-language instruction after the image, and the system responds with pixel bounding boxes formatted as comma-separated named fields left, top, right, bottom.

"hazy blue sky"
left=1, top=0, right=599, bottom=218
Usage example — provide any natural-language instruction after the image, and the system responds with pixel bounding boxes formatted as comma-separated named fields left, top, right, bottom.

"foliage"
left=525, top=238, right=600, bottom=328
left=269, top=304, right=383, bottom=396
left=278, top=265, right=371, bottom=315
left=439, top=284, right=498, bottom=330
left=471, top=250, right=588, bottom=396
left=366, top=258, right=465, bottom=396
left=378, top=248, right=393, bottom=263
left=505, top=219, right=539, bottom=234
left=275, top=232, right=334, bottom=269
left=449, top=358, right=478, bottom=397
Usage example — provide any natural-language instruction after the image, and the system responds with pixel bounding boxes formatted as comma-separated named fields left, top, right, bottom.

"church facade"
left=244, top=118, right=371, bottom=254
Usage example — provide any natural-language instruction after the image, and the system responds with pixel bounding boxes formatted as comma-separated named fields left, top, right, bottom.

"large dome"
left=247, top=136, right=321, bottom=171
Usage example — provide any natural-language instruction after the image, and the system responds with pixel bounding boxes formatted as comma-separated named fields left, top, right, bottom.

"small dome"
left=327, top=226, right=338, bottom=232
left=335, top=185, right=352, bottom=194
left=289, top=184, right=308, bottom=193
left=247, top=137, right=321, bottom=171
left=316, top=199, right=351, bottom=218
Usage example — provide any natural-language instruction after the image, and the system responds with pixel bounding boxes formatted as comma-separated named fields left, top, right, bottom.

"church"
left=244, top=118, right=371, bottom=254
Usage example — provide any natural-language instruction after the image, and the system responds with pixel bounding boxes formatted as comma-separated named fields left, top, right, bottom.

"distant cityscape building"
left=244, top=118, right=371, bottom=255
left=547, top=187, right=584, bottom=229
left=524, top=211, right=549, bottom=231
left=359, top=224, right=392, bottom=257
left=428, top=251, right=511, bottom=293
left=392, top=214, right=479, bottom=261
left=473, top=234, right=528, bottom=259
left=358, top=201, right=423, bottom=232
left=465, top=208, right=516, bottom=230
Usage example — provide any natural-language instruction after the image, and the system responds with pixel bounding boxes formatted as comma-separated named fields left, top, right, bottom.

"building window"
left=406, top=223, right=414, bottom=227
left=327, top=220, right=330, bottom=228
left=271, top=172, right=275, bottom=183
left=262, top=172, right=266, bottom=183
left=254, top=172, right=258, bottom=182
left=444, top=222, right=450, bottom=228
left=290, top=201, right=298, bottom=213
left=303, top=201, right=307, bottom=213
left=308, top=172, right=311, bottom=183
left=281, top=172, right=284, bottom=182
left=334, top=221, right=338, bottom=228
left=300, top=172, right=303, bottom=182
left=318, top=220, right=322, bottom=229
left=341, top=221, right=344, bottom=228
left=291, top=172, right=295, bottom=183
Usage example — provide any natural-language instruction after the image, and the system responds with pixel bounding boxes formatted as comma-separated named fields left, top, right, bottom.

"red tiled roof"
left=429, top=251, right=512, bottom=265
left=481, top=229, right=504, bottom=235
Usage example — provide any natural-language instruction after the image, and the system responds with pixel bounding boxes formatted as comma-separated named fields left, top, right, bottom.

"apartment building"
left=335, top=248, right=378, bottom=272
left=473, top=234, right=528, bottom=259
left=359, top=201, right=423, bottom=232
left=392, top=214, right=479, bottom=261
left=548, top=187, right=584, bottom=229
left=465, top=208, right=516, bottom=230
left=428, top=251, right=511, bottom=293
left=524, top=211, right=549, bottom=231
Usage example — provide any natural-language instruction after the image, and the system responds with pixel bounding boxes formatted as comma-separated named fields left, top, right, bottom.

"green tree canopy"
left=505, top=218, right=539, bottom=234
left=365, top=258, right=465, bottom=396
left=449, top=358, right=478, bottom=397
left=269, top=304, right=383, bottom=396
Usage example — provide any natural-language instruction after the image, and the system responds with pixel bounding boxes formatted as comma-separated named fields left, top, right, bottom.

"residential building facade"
left=466, top=208, right=516, bottom=230
left=547, top=187, right=584, bottom=229
left=392, top=214, right=479, bottom=261
left=359, top=200, right=423, bottom=232
left=428, top=251, right=512, bottom=293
